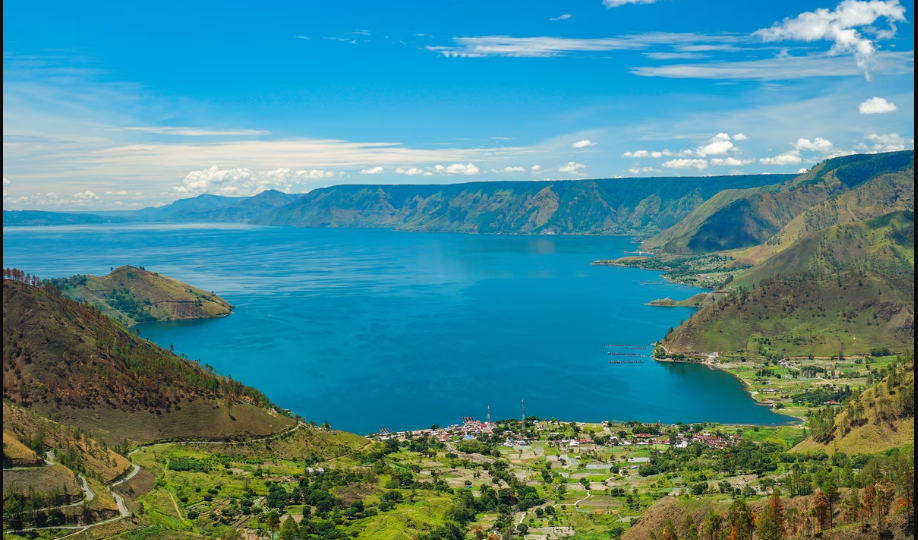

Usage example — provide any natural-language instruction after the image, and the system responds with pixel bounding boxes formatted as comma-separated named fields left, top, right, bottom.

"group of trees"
left=653, top=471, right=912, bottom=540
left=3, top=267, right=43, bottom=286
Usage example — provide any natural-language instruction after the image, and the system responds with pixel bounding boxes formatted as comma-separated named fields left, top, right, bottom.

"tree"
left=661, top=520, right=679, bottom=540
left=821, top=478, right=839, bottom=528
left=842, top=490, right=861, bottom=524
left=862, top=483, right=876, bottom=522
left=875, top=479, right=896, bottom=534
left=757, top=490, right=785, bottom=540
left=265, top=511, right=279, bottom=540
left=811, top=491, right=830, bottom=532
left=702, top=510, right=724, bottom=540
left=726, top=499, right=755, bottom=540
left=279, top=516, right=298, bottom=540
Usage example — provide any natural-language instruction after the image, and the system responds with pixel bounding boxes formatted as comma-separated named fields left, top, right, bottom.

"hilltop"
left=48, top=266, right=234, bottom=326
left=643, top=151, right=914, bottom=254
left=2, top=276, right=292, bottom=445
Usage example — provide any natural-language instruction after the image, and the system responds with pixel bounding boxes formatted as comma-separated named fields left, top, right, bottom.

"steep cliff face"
left=256, top=175, right=791, bottom=235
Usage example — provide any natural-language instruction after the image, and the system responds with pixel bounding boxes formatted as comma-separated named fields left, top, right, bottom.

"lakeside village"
left=369, top=407, right=745, bottom=455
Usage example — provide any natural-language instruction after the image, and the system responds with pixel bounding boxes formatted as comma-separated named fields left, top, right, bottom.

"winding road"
left=6, top=421, right=305, bottom=536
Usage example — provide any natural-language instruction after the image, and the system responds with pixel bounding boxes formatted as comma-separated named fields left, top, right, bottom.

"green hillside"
left=737, top=211, right=915, bottom=286
left=256, top=174, right=791, bottom=235
left=3, top=276, right=292, bottom=445
left=48, top=266, right=234, bottom=326
left=794, top=352, right=914, bottom=455
left=644, top=151, right=914, bottom=254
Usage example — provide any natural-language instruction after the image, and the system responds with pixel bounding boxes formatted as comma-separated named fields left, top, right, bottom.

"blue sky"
left=2, top=0, right=914, bottom=210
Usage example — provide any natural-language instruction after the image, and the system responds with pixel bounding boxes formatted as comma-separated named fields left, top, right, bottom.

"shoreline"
left=652, top=354, right=805, bottom=424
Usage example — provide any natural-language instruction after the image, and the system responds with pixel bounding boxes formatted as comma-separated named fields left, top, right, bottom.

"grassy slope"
left=663, top=212, right=914, bottom=356
left=663, top=269, right=914, bottom=356
left=3, top=403, right=132, bottom=483
left=727, top=168, right=915, bottom=267
left=793, top=357, right=914, bottom=455
left=49, top=266, right=234, bottom=326
left=644, top=151, right=914, bottom=255
left=3, top=279, right=293, bottom=445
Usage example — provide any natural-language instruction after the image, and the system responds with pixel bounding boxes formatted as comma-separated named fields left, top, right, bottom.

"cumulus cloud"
left=858, top=133, right=914, bottom=152
left=360, top=166, right=384, bottom=175
left=2, top=178, right=9, bottom=198
left=558, top=162, right=586, bottom=174
left=858, top=97, right=898, bottom=114
left=662, top=159, right=708, bottom=170
left=760, top=152, right=803, bottom=165
left=433, top=163, right=480, bottom=175
left=754, top=0, right=908, bottom=79
left=502, top=166, right=526, bottom=173
left=627, top=166, right=658, bottom=174
left=176, top=166, right=337, bottom=195
left=710, top=157, right=755, bottom=166
left=550, top=13, right=572, bottom=20
left=733, top=133, right=749, bottom=141
left=792, top=137, right=836, bottom=152
left=572, top=139, right=597, bottom=148
left=395, top=167, right=428, bottom=176
left=798, top=168, right=809, bottom=173
left=696, top=133, right=735, bottom=156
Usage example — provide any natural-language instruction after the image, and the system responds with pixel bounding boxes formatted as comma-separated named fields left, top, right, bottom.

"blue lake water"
left=3, top=223, right=790, bottom=433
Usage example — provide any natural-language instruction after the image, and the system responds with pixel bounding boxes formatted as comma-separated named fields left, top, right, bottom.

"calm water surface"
left=3, top=223, right=789, bottom=433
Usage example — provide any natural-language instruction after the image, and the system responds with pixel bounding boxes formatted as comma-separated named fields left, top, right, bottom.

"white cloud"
left=792, top=137, right=835, bottom=152
left=644, top=52, right=709, bottom=60
left=696, top=133, right=735, bottom=156
left=360, top=166, right=385, bottom=175
left=115, top=126, right=270, bottom=136
left=858, top=97, right=898, bottom=114
left=710, top=157, right=754, bottom=166
left=175, top=166, right=337, bottom=195
left=753, top=0, right=908, bottom=79
left=433, top=163, right=480, bottom=175
left=558, top=162, right=586, bottom=174
left=630, top=50, right=913, bottom=80
left=733, top=133, right=749, bottom=141
left=394, top=167, right=428, bottom=176
left=531, top=165, right=542, bottom=173
left=628, top=166, right=658, bottom=174
left=622, top=150, right=649, bottom=158
left=760, top=152, right=803, bottom=165
left=427, top=33, right=741, bottom=58
left=858, top=133, right=914, bottom=152
left=2, top=178, right=9, bottom=199
left=662, top=159, right=708, bottom=170
left=502, top=166, right=526, bottom=173
left=604, top=0, right=660, bottom=6
left=798, top=168, right=809, bottom=173
left=550, top=13, right=572, bottom=20
left=572, top=139, right=597, bottom=148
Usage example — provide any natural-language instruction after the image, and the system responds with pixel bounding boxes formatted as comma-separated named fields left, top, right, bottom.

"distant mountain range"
left=4, top=174, right=794, bottom=236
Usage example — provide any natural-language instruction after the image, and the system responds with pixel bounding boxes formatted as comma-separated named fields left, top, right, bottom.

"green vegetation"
left=47, top=266, right=234, bottom=326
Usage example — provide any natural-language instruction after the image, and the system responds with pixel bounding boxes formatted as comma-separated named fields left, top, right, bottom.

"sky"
left=2, top=0, right=915, bottom=210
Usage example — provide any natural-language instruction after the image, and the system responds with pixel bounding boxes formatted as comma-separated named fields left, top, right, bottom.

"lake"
left=3, top=223, right=789, bottom=433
